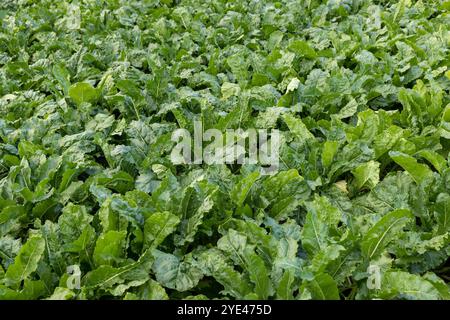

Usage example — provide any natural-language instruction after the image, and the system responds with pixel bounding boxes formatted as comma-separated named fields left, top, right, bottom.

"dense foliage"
left=0, top=0, right=449, bottom=300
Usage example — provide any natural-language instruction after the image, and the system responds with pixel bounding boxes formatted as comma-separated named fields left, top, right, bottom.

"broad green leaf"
left=123, top=279, right=169, bottom=300
left=352, top=172, right=412, bottom=216
left=259, top=169, right=310, bottom=220
left=0, top=235, right=21, bottom=269
left=301, top=196, right=341, bottom=256
left=275, top=269, right=295, bottom=300
left=5, top=236, right=45, bottom=289
left=109, top=279, right=148, bottom=297
left=63, top=225, right=96, bottom=258
left=309, top=244, right=346, bottom=274
left=144, top=212, right=180, bottom=249
left=389, top=151, right=434, bottom=185
left=0, top=285, right=22, bottom=299
left=321, top=141, right=339, bottom=169
left=283, top=114, right=314, bottom=141
left=373, top=125, right=405, bottom=159
left=94, top=171, right=135, bottom=194
left=196, top=248, right=252, bottom=299
left=336, top=98, right=358, bottom=119
left=304, top=273, right=340, bottom=300
left=47, top=287, right=76, bottom=300
left=441, top=103, right=450, bottom=138
left=52, top=64, right=71, bottom=95
left=221, top=82, right=241, bottom=100
left=434, top=193, right=450, bottom=234
left=377, top=271, right=443, bottom=300
left=152, top=250, right=203, bottom=292
left=84, top=250, right=153, bottom=290
left=68, top=82, right=99, bottom=105
left=175, top=181, right=217, bottom=246
left=217, top=229, right=272, bottom=299
left=361, top=209, right=414, bottom=260
left=351, top=161, right=380, bottom=190
left=58, top=204, right=93, bottom=243
left=0, top=205, right=26, bottom=237
left=422, top=272, right=450, bottom=300
left=288, top=40, right=317, bottom=59
left=417, top=150, right=447, bottom=174
left=93, top=230, right=127, bottom=267
left=230, top=171, right=260, bottom=207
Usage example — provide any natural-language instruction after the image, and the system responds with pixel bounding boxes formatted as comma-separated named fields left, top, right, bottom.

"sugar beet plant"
left=0, top=0, right=449, bottom=300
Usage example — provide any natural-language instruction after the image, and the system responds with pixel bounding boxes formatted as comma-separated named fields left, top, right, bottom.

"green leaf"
left=217, top=229, right=272, bottom=299
left=301, top=196, right=341, bottom=256
left=351, top=161, right=380, bottom=190
left=5, top=236, right=45, bottom=289
left=422, top=272, right=450, bottom=300
left=221, top=82, right=241, bottom=100
left=0, top=205, right=26, bottom=237
left=47, top=287, right=76, bottom=300
left=84, top=250, right=153, bottom=290
left=0, top=235, right=21, bottom=269
left=377, top=271, right=443, bottom=300
left=144, top=212, right=180, bottom=250
left=196, top=248, right=252, bottom=299
left=0, top=285, right=23, bottom=300
left=93, top=230, right=127, bottom=267
left=336, top=98, right=358, bottom=119
left=52, top=64, right=71, bottom=95
left=361, top=209, right=414, bottom=260
left=440, top=103, right=450, bottom=138
left=275, top=269, right=296, bottom=300
left=352, top=172, right=412, bottom=216
left=109, top=279, right=148, bottom=297
left=434, top=193, right=450, bottom=235
left=58, top=204, right=93, bottom=243
left=373, top=125, right=405, bottom=159
left=304, top=273, right=340, bottom=300
left=417, top=150, right=447, bottom=174
left=94, top=171, right=135, bottom=194
left=309, top=244, right=346, bottom=274
left=68, top=82, right=99, bottom=105
left=288, top=40, right=317, bottom=59
left=124, top=279, right=169, bottom=300
left=389, top=151, right=434, bottom=185
left=321, top=141, right=339, bottom=169
left=230, top=171, right=260, bottom=207
left=152, top=250, right=203, bottom=292
left=175, top=181, right=217, bottom=246
left=63, top=225, right=96, bottom=257
left=283, top=114, right=314, bottom=142
left=259, top=169, right=310, bottom=220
